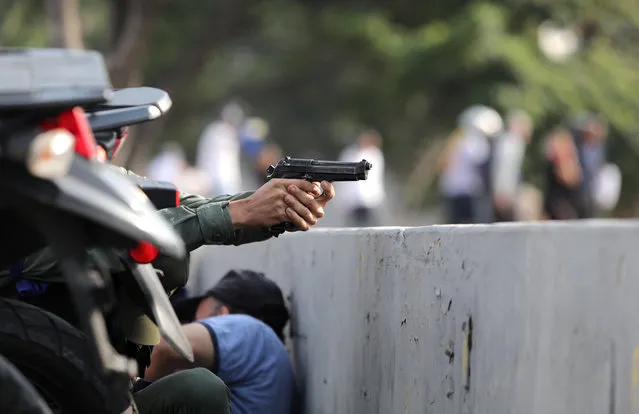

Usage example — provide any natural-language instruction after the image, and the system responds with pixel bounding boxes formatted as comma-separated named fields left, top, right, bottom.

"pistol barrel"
left=266, top=157, right=372, bottom=182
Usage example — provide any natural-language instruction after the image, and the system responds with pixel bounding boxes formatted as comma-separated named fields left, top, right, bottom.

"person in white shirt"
left=438, top=105, right=503, bottom=224
left=146, top=141, right=187, bottom=184
left=491, top=110, right=533, bottom=221
left=195, top=103, right=245, bottom=196
left=337, top=130, right=386, bottom=227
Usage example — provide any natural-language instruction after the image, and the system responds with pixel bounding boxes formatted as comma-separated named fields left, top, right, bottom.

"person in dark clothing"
left=568, top=113, right=608, bottom=218
left=542, top=116, right=608, bottom=220
left=132, top=368, right=231, bottom=414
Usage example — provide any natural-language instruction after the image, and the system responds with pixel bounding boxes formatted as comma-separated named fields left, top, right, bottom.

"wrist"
left=228, top=199, right=250, bottom=229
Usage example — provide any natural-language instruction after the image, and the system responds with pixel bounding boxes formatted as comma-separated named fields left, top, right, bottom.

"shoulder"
left=199, top=315, right=292, bottom=379
left=199, top=314, right=277, bottom=340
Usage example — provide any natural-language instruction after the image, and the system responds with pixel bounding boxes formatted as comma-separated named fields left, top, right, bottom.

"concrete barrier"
left=189, top=221, right=639, bottom=414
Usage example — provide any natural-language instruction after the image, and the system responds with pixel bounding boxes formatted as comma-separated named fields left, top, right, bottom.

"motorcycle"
left=27, top=86, right=189, bottom=379
left=0, top=354, right=52, bottom=414
left=0, top=47, right=191, bottom=413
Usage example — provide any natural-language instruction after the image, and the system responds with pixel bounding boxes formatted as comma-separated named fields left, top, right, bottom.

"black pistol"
left=266, top=156, right=372, bottom=233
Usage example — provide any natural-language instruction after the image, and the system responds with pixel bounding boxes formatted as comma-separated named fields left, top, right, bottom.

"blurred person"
left=196, top=102, right=245, bottom=196
left=240, top=117, right=270, bottom=161
left=146, top=141, right=187, bottom=184
left=147, top=141, right=213, bottom=196
left=146, top=270, right=299, bottom=414
left=254, top=143, right=283, bottom=186
left=568, top=113, right=617, bottom=217
left=238, top=117, right=284, bottom=185
left=173, top=165, right=212, bottom=196
left=438, top=105, right=503, bottom=224
left=514, top=184, right=543, bottom=221
left=542, top=127, right=584, bottom=220
left=543, top=113, right=617, bottom=220
left=490, top=110, right=534, bottom=222
left=337, top=129, right=386, bottom=227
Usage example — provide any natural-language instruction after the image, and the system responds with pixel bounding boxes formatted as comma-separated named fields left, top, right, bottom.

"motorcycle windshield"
left=1, top=156, right=185, bottom=259
left=51, top=157, right=186, bottom=259
left=130, top=262, right=194, bottom=362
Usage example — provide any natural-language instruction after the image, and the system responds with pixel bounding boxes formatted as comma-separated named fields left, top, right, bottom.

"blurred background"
left=2, top=0, right=638, bottom=227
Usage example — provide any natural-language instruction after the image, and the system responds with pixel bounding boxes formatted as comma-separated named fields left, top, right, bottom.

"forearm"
left=145, top=323, right=214, bottom=382
left=108, top=165, right=275, bottom=249
left=161, top=191, right=273, bottom=252
left=144, top=341, right=193, bottom=381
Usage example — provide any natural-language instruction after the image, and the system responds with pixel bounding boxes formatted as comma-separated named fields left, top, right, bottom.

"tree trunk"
left=121, top=0, right=250, bottom=171
left=106, top=0, right=167, bottom=88
left=46, top=0, right=84, bottom=49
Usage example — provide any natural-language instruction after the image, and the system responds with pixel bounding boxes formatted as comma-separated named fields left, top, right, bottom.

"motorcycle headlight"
left=26, top=128, right=75, bottom=179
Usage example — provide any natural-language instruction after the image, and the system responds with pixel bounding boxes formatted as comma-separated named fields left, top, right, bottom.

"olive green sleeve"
left=107, top=165, right=276, bottom=250
left=160, top=192, right=274, bottom=252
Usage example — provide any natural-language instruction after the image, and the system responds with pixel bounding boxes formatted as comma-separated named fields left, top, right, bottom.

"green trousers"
left=134, top=368, right=231, bottom=414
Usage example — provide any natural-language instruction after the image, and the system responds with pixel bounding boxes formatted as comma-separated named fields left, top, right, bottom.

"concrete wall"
left=188, top=221, right=639, bottom=414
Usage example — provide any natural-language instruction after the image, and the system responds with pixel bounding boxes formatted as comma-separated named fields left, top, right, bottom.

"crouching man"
left=144, top=270, right=298, bottom=414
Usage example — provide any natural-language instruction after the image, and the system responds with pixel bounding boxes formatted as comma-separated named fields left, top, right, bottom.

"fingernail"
left=289, top=185, right=297, bottom=192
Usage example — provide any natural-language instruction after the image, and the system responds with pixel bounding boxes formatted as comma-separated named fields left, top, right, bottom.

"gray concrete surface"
left=188, top=221, right=639, bottom=414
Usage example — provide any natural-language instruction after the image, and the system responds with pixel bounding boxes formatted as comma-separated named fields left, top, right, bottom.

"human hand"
left=228, top=179, right=335, bottom=231
left=283, top=180, right=335, bottom=231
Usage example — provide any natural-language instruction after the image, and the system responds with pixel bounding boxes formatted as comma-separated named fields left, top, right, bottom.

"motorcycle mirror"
left=86, top=105, right=163, bottom=132
left=90, top=87, right=172, bottom=115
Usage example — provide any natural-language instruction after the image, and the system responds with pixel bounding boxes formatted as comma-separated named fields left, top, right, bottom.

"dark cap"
left=174, top=270, right=290, bottom=339
left=207, top=270, right=287, bottom=317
